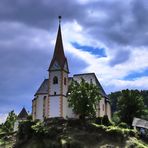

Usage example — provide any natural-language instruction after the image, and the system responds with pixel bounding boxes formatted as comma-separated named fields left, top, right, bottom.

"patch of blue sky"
left=124, top=68, right=148, bottom=80
left=71, top=42, right=107, bottom=57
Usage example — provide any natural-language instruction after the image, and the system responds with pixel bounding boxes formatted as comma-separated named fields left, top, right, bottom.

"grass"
left=127, top=137, right=148, bottom=148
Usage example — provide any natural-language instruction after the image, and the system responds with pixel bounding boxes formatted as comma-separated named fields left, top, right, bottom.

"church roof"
left=17, top=107, right=28, bottom=119
left=35, top=79, right=48, bottom=95
left=48, top=24, right=68, bottom=71
left=34, top=74, right=109, bottom=101
left=73, top=73, right=109, bottom=100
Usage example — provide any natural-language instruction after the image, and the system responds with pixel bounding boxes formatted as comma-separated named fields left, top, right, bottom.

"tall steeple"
left=49, top=16, right=69, bottom=72
left=48, top=16, right=69, bottom=118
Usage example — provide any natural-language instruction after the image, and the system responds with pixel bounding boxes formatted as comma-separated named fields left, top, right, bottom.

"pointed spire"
left=49, top=16, right=69, bottom=72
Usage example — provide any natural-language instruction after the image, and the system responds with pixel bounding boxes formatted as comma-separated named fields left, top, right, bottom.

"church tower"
left=48, top=17, right=69, bottom=118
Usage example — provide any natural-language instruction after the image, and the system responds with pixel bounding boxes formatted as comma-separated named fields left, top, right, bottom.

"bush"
left=69, top=140, right=84, bottom=148
left=31, top=121, right=47, bottom=137
left=102, top=115, right=112, bottom=126
left=112, top=112, right=120, bottom=125
left=67, top=119, right=82, bottom=127
left=106, top=127, right=124, bottom=141
left=47, top=126, right=60, bottom=139
left=17, top=120, right=34, bottom=144
left=95, top=117, right=102, bottom=125
left=118, top=122, right=129, bottom=129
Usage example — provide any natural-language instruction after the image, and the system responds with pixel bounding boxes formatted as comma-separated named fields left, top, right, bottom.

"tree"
left=108, top=91, right=122, bottom=113
left=117, top=89, right=145, bottom=126
left=2, top=110, right=17, bottom=132
left=67, top=79, right=101, bottom=120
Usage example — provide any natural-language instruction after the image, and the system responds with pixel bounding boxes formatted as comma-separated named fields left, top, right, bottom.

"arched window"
left=53, top=76, right=58, bottom=84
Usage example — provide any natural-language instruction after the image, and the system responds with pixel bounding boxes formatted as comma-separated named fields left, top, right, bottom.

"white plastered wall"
left=49, top=71, right=61, bottom=95
left=35, top=94, right=48, bottom=121
left=106, top=102, right=111, bottom=120
left=99, top=97, right=106, bottom=117
left=49, top=96, right=60, bottom=117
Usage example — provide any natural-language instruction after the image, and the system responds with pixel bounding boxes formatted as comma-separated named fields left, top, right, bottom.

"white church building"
left=32, top=19, right=111, bottom=121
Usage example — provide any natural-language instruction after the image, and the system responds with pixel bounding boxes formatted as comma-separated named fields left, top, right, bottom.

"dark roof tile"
left=17, top=108, right=28, bottom=119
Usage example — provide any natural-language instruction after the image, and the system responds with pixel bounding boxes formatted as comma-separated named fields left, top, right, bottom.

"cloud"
left=109, top=49, right=131, bottom=66
left=0, top=0, right=85, bottom=30
left=0, top=21, right=89, bottom=113
left=0, top=113, right=7, bottom=124
left=0, top=0, right=148, bottom=114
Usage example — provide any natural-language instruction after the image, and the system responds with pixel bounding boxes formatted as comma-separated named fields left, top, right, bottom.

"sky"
left=0, top=0, right=148, bottom=123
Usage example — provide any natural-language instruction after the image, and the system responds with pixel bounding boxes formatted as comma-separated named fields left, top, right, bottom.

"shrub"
left=31, top=121, right=47, bottom=137
left=128, top=130, right=137, bottom=137
left=67, top=119, right=82, bottom=127
left=118, top=122, right=129, bottom=129
left=106, top=127, right=124, bottom=141
left=17, top=120, right=34, bottom=143
left=47, top=126, right=60, bottom=139
left=102, top=115, right=112, bottom=126
left=69, top=140, right=84, bottom=148
left=95, top=117, right=102, bottom=125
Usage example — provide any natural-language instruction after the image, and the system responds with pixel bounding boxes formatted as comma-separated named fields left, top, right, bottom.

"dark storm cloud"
left=88, top=0, right=148, bottom=47
left=0, top=20, right=88, bottom=113
left=1, top=0, right=148, bottom=48
left=0, top=0, right=148, bottom=115
left=0, top=0, right=84, bottom=30
left=0, top=43, right=51, bottom=113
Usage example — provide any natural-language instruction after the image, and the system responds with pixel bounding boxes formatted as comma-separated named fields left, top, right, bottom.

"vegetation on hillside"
left=0, top=110, right=17, bottom=133
left=13, top=118, right=148, bottom=148
left=0, top=110, right=17, bottom=147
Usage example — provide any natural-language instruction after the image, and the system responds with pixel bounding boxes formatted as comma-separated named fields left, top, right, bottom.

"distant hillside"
left=108, top=90, right=148, bottom=113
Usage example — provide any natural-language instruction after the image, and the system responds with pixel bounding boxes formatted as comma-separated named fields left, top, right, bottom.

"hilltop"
left=1, top=118, right=147, bottom=148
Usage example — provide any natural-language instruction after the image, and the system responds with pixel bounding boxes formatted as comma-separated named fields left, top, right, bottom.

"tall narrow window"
left=43, top=96, right=46, bottom=117
left=64, top=77, right=66, bottom=85
left=90, top=79, right=93, bottom=84
left=103, top=104, right=104, bottom=111
left=53, top=76, right=58, bottom=84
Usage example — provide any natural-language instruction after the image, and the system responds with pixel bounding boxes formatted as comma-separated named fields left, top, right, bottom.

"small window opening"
left=53, top=76, right=58, bottom=84
left=90, top=79, right=93, bottom=84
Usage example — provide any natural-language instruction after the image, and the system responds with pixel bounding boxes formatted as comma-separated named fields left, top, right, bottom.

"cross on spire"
left=58, top=16, right=62, bottom=24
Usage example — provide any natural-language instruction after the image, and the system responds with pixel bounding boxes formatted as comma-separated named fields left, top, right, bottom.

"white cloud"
left=0, top=113, right=7, bottom=124
left=57, top=21, right=148, bottom=93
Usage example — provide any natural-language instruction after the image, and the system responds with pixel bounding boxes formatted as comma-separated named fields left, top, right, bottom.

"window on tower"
left=64, top=77, right=66, bottom=85
left=53, top=76, right=58, bottom=84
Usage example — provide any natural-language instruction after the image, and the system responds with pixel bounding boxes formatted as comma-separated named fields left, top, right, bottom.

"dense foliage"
left=67, top=79, right=101, bottom=119
left=14, top=118, right=148, bottom=148
left=109, top=89, right=148, bottom=125
left=117, top=90, right=145, bottom=126
left=109, top=89, right=148, bottom=113
left=1, top=110, right=17, bottom=133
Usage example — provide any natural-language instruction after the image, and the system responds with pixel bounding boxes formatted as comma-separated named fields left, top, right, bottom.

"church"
left=32, top=18, right=111, bottom=121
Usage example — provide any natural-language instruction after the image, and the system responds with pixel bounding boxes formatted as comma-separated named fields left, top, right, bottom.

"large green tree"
left=117, top=89, right=145, bottom=126
left=67, top=79, right=101, bottom=119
